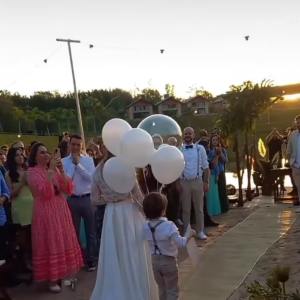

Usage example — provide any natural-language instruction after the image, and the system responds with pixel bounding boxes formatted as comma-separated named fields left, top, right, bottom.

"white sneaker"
left=295, top=207, right=300, bottom=213
left=0, top=260, right=6, bottom=267
left=198, top=231, right=207, bottom=240
left=49, top=285, right=61, bottom=293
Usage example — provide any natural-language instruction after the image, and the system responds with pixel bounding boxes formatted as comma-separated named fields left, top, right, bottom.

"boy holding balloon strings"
left=141, top=192, right=196, bottom=300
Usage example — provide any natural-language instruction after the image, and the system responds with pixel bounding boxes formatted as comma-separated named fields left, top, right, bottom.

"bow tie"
left=185, top=145, right=193, bottom=149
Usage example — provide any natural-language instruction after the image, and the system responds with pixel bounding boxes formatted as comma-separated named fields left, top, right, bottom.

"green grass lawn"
left=0, top=134, right=59, bottom=151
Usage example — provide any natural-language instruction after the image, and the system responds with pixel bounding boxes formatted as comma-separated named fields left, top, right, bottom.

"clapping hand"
left=215, top=147, right=221, bottom=155
left=72, top=154, right=79, bottom=165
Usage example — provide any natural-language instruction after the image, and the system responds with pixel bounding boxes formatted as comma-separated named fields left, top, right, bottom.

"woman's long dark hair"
left=7, top=147, right=27, bottom=183
left=210, top=134, right=220, bottom=150
left=103, top=150, right=114, bottom=163
left=28, top=142, right=46, bottom=168
left=57, top=141, right=69, bottom=159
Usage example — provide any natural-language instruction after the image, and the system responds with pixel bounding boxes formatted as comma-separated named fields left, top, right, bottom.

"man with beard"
left=180, top=127, right=210, bottom=239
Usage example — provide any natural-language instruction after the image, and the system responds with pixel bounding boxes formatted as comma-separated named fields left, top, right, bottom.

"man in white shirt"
left=180, top=127, right=210, bottom=240
left=62, top=134, right=96, bottom=271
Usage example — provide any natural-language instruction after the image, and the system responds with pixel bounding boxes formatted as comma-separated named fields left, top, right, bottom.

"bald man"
left=180, top=127, right=210, bottom=240
left=167, top=137, right=177, bottom=146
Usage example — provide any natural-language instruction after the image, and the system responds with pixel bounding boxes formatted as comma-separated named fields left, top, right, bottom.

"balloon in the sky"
left=102, top=119, right=132, bottom=156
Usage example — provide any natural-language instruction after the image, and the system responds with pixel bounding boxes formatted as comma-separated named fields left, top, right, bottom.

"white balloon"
left=158, top=144, right=169, bottom=149
left=121, top=128, right=155, bottom=168
left=151, top=146, right=185, bottom=184
left=102, top=119, right=132, bottom=156
left=103, top=157, right=136, bottom=194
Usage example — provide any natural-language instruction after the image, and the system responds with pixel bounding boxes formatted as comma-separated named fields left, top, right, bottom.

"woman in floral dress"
left=26, top=142, right=83, bottom=293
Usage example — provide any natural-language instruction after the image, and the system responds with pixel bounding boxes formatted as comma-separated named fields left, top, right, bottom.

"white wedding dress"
left=90, top=166, right=159, bottom=300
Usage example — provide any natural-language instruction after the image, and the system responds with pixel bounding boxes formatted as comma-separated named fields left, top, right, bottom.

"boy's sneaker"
left=198, top=231, right=207, bottom=240
left=87, top=262, right=96, bottom=272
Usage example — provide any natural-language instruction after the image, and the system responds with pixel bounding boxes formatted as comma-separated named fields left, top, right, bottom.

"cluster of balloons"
left=102, top=118, right=185, bottom=193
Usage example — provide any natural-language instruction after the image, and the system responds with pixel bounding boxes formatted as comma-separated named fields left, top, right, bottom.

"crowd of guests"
left=0, top=127, right=229, bottom=299
left=138, top=127, right=229, bottom=241
left=0, top=135, right=104, bottom=293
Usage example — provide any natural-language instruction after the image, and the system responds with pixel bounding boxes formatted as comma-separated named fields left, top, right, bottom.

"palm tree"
left=55, top=108, right=67, bottom=134
left=217, top=80, right=284, bottom=205
left=65, top=109, right=75, bottom=132
left=27, top=107, right=42, bottom=135
left=40, top=111, right=56, bottom=135
left=12, top=107, right=25, bottom=134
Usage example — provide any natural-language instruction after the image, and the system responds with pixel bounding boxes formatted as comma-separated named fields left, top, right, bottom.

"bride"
left=89, top=145, right=158, bottom=300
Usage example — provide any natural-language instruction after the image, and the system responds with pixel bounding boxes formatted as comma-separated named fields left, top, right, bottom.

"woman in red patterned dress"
left=26, top=142, right=83, bottom=293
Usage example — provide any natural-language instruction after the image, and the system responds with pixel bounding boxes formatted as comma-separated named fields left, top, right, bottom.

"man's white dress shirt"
left=62, top=154, right=95, bottom=195
left=181, top=144, right=208, bottom=180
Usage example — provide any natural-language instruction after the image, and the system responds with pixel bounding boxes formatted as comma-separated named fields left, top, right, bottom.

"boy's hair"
left=143, top=192, right=168, bottom=220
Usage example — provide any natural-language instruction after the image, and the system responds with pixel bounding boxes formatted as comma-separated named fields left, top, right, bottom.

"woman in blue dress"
left=206, top=143, right=222, bottom=216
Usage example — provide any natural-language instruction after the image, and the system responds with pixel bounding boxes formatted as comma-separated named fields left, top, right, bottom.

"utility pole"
left=56, top=39, right=86, bottom=151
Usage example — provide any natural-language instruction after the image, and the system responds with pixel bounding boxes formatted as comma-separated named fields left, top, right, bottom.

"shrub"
left=246, top=266, right=300, bottom=300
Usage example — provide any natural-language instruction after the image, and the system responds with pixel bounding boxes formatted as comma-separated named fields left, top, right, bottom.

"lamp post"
left=56, top=39, right=86, bottom=151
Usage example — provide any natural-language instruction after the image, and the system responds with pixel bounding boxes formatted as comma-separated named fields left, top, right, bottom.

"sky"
left=1, top=0, right=300, bottom=98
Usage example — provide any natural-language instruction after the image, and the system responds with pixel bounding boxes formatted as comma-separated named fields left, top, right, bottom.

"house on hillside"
left=155, top=94, right=182, bottom=117
left=212, top=97, right=227, bottom=112
left=125, top=96, right=153, bottom=120
left=183, top=95, right=210, bottom=115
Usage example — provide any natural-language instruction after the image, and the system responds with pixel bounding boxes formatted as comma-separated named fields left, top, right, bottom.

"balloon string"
left=130, top=192, right=145, bottom=216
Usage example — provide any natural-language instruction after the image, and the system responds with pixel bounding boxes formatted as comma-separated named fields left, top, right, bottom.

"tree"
left=27, top=107, right=42, bottom=135
left=165, top=84, right=175, bottom=96
left=141, top=88, right=161, bottom=104
left=188, top=85, right=213, bottom=99
left=0, top=90, right=14, bottom=132
left=65, top=109, right=75, bottom=132
left=216, top=79, right=284, bottom=205
left=40, top=111, right=56, bottom=135
left=12, top=107, right=25, bottom=134
left=55, top=108, right=67, bottom=134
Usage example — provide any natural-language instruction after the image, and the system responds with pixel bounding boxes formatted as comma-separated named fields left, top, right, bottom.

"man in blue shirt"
left=0, top=171, right=10, bottom=260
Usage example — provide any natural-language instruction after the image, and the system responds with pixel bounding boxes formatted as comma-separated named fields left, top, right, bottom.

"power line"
left=3, top=45, right=63, bottom=90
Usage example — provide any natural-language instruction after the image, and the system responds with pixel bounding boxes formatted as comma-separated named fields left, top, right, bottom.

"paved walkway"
left=179, top=202, right=298, bottom=300
left=8, top=196, right=298, bottom=300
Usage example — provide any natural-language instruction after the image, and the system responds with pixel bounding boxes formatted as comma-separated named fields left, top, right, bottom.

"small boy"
left=142, top=192, right=195, bottom=300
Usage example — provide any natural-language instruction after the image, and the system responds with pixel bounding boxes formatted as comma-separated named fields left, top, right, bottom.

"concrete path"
left=8, top=196, right=298, bottom=300
left=179, top=204, right=299, bottom=300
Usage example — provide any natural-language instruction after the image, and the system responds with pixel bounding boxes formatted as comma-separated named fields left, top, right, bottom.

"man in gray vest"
left=180, top=127, right=210, bottom=239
